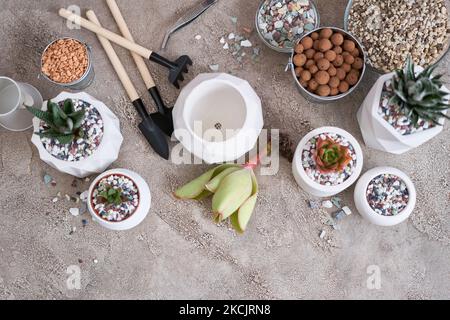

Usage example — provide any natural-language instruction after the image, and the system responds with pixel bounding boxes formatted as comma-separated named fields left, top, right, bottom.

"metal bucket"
left=40, top=37, right=95, bottom=91
left=288, top=27, right=367, bottom=103
left=255, top=0, right=321, bottom=54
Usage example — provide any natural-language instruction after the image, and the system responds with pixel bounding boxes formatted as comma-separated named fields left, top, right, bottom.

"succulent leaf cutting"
left=174, top=146, right=269, bottom=233
left=314, top=137, right=352, bottom=173
left=390, top=56, right=450, bottom=127
left=27, top=99, right=86, bottom=144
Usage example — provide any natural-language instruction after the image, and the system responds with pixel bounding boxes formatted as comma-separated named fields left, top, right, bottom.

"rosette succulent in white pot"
left=354, top=167, right=416, bottom=227
left=292, top=127, right=363, bottom=197
left=357, top=57, right=450, bottom=154
left=172, top=73, right=264, bottom=164
left=28, top=92, right=123, bottom=178
left=87, top=169, right=151, bottom=231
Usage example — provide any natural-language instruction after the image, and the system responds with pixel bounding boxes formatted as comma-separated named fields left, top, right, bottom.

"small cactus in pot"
left=26, top=99, right=86, bottom=145
left=390, top=56, right=450, bottom=127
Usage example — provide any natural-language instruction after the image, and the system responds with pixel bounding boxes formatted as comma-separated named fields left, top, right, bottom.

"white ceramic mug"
left=0, top=77, right=43, bottom=131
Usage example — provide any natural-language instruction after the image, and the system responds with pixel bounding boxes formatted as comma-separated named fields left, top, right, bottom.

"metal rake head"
left=168, top=55, right=193, bottom=89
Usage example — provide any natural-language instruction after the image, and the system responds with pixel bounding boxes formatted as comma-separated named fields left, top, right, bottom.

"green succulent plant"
left=98, top=184, right=124, bottom=206
left=26, top=99, right=86, bottom=145
left=390, top=56, right=450, bottom=127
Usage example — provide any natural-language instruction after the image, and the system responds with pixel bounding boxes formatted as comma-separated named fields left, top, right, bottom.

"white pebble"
left=322, top=200, right=333, bottom=209
left=241, top=40, right=253, bottom=47
left=195, top=35, right=202, bottom=40
left=69, top=208, right=80, bottom=217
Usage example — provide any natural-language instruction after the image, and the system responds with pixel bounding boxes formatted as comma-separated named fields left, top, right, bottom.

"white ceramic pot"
left=31, top=92, right=123, bottom=178
left=357, top=70, right=449, bottom=155
left=354, top=167, right=416, bottom=226
left=88, top=169, right=151, bottom=231
left=292, top=127, right=364, bottom=197
left=172, top=73, right=264, bottom=164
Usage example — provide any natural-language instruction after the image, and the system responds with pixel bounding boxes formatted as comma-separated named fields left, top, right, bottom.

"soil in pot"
left=301, top=132, right=358, bottom=186
left=366, top=174, right=409, bottom=216
left=39, top=99, right=104, bottom=161
left=378, top=80, right=436, bottom=135
left=91, top=174, right=140, bottom=222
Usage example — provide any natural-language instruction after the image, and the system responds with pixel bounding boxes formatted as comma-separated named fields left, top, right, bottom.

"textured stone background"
left=0, top=0, right=449, bottom=299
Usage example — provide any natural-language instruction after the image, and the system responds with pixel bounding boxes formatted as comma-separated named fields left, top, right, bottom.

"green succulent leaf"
left=26, top=106, right=54, bottom=127
left=63, top=99, right=75, bottom=114
left=205, top=166, right=241, bottom=193
left=230, top=212, right=244, bottom=234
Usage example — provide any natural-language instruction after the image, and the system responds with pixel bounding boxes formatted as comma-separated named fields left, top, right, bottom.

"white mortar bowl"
left=88, top=169, right=151, bottom=231
left=354, top=167, right=416, bottom=227
left=172, top=73, right=264, bottom=164
left=292, top=127, right=364, bottom=197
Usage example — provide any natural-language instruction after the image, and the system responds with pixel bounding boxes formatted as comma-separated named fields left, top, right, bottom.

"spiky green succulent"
left=98, top=184, right=124, bottom=206
left=174, top=164, right=259, bottom=234
left=390, top=56, right=450, bottom=127
left=26, top=99, right=86, bottom=144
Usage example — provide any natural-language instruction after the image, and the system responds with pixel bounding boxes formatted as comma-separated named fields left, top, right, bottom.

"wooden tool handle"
left=106, top=0, right=156, bottom=89
left=59, top=8, right=153, bottom=59
left=85, top=10, right=139, bottom=101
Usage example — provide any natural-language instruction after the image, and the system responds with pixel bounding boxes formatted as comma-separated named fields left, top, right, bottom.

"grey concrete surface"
left=0, top=0, right=449, bottom=300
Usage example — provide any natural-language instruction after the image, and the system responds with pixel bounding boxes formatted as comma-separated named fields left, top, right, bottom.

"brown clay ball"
left=295, top=67, right=303, bottom=77
left=328, top=65, right=337, bottom=77
left=336, top=67, right=346, bottom=80
left=311, top=32, right=319, bottom=40
left=308, top=79, right=319, bottom=91
left=351, top=48, right=360, bottom=57
left=331, top=33, right=344, bottom=46
left=317, top=58, right=330, bottom=71
left=342, top=63, right=352, bottom=73
left=328, top=76, right=340, bottom=88
left=300, top=79, right=308, bottom=88
left=330, top=87, right=340, bottom=96
left=295, top=43, right=304, bottom=54
left=352, top=57, right=364, bottom=70
left=294, top=54, right=307, bottom=67
left=314, top=52, right=324, bottom=61
left=325, top=50, right=337, bottom=62
left=333, top=55, right=344, bottom=67
left=315, top=70, right=330, bottom=85
left=305, top=59, right=315, bottom=68
left=333, top=46, right=343, bottom=54
left=343, top=40, right=356, bottom=52
left=318, top=39, right=333, bottom=52
left=305, top=49, right=316, bottom=59
left=344, top=54, right=355, bottom=65
left=313, top=40, right=320, bottom=50
left=317, top=85, right=331, bottom=97
left=346, top=70, right=359, bottom=85
left=301, top=37, right=313, bottom=50
left=308, top=64, right=319, bottom=74
left=300, top=70, right=312, bottom=82
left=339, top=81, right=350, bottom=93
left=320, top=28, right=333, bottom=39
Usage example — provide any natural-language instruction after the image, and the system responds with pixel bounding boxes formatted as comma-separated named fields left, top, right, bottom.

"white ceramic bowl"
left=354, top=167, right=416, bottom=226
left=292, top=127, right=364, bottom=197
left=88, top=169, right=151, bottom=231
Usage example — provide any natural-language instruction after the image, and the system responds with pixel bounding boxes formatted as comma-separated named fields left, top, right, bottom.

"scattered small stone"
left=79, top=203, right=88, bottom=215
left=331, top=196, right=342, bottom=209
left=71, top=179, right=78, bottom=188
left=69, top=208, right=80, bottom=217
left=308, top=199, right=321, bottom=209
left=230, top=16, right=238, bottom=24
left=220, top=37, right=226, bottom=44
left=333, top=206, right=352, bottom=221
left=195, top=35, right=202, bottom=40
left=241, top=40, right=252, bottom=47
left=80, top=190, right=89, bottom=202
left=137, top=234, right=144, bottom=241
left=319, top=230, right=326, bottom=239
left=85, top=177, right=90, bottom=182
left=93, top=259, right=98, bottom=264
left=78, top=259, right=83, bottom=264
left=51, top=180, right=57, bottom=187
left=243, top=27, right=253, bottom=34
left=322, top=200, right=333, bottom=209
left=52, top=197, right=59, bottom=203
left=82, top=219, right=88, bottom=227
left=228, top=33, right=235, bottom=40
left=65, top=194, right=71, bottom=201
left=69, top=226, right=76, bottom=235
left=209, top=64, right=220, bottom=72
left=43, top=174, right=53, bottom=185
left=223, top=43, right=229, bottom=50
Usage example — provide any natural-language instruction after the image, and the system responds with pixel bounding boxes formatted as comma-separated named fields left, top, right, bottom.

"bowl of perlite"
left=344, top=0, right=450, bottom=73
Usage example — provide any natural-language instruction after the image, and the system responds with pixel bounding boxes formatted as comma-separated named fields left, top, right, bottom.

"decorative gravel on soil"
left=39, top=99, right=104, bottom=161
left=301, top=133, right=357, bottom=186
left=378, top=81, right=436, bottom=135
left=257, top=0, right=318, bottom=50
left=91, top=174, right=139, bottom=222
left=366, top=174, right=409, bottom=216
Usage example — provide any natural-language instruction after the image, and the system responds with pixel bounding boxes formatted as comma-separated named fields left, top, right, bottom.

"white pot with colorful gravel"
left=354, top=167, right=416, bottom=227
left=357, top=57, right=450, bottom=155
left=28, top=92, right=123, bottom=178
left=292, top=127, right=363, bottom=197
left=88, top=169, right=151, bottom=231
